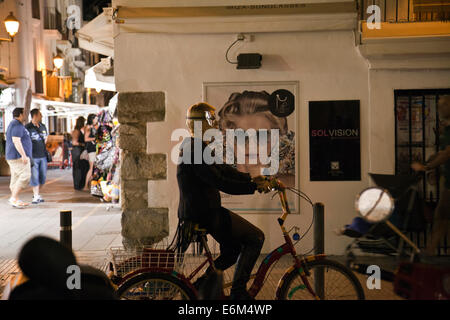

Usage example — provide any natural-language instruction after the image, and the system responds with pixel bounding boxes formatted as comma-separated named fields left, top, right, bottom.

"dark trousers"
left=203, top=208, right=265, bottom=293
left=71, top=147, right=89, bottom=190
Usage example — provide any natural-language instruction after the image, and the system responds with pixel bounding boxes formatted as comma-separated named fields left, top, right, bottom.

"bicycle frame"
left=114, top=179, right=327, bottom=300
left=248, top=183, right=325, bottom=299
left=186, top=181, right=327, bottom=299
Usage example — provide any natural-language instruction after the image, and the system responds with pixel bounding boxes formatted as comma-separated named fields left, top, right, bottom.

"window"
left=32, top=0, right=40, bottom=20
left=395, top=89, right=450, bottom=256
left=34, top=70, right=43, bottom=94
left=395, top=89, right=450, bottom=202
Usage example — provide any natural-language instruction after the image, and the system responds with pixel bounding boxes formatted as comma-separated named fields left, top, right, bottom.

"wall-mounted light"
left=4, top=12, right=19, bottom=39
left=225, top=34, right=261, bottom=69
left=0, top=12, right=19, bottom=43
left=53, top=54, right=64, bottom=70
left=237, top=53, right=262, bottom=69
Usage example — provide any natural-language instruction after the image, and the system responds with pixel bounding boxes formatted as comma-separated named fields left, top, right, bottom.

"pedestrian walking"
left=25, top=109, right=49, bottom=204
left=62, top=133, right=72, bottom=169
left=5, top=108, right=32, bottom=208
left=71, top=116, right=89, bottom=190
left=84, top=113, right=98, bottom=190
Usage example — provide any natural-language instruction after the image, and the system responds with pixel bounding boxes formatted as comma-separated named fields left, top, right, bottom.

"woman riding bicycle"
left=175, top=102, right=271, bottom=300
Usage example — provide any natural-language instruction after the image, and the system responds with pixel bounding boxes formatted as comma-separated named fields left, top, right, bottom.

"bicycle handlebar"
left=264, top=176, right=286, bottom=192
left=261, top=176, right=290, bottom=226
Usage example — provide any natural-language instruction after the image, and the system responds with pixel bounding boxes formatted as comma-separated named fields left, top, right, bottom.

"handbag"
left=80, top=149, right=89, bottom=161
left=38, top=126, right=52, bottom=163
left=45, top=150, right=52, bottom=163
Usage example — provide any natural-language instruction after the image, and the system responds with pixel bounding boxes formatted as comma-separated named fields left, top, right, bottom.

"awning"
left=107, top=93, right=118, bottom=116
left=76, top=8, right=114, bottom=57
left=77, top=2, right=356, bottom=49
left=111, top=1, right=357, bottom=34
left=31, top=97, right=100, bottom=117
left=84, top=57, right=116, bottom=92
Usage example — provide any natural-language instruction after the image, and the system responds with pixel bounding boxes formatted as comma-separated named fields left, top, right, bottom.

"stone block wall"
left=117, top=92, right=169, bottom=249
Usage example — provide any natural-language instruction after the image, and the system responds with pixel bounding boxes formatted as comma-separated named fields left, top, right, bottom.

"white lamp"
left=4, top=12, right=19, bottom=39
left=53, top=54, right=64, bottom=70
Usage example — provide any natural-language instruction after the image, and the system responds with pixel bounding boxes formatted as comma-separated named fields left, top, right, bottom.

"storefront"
left=79, top=0, right=450, bottom=255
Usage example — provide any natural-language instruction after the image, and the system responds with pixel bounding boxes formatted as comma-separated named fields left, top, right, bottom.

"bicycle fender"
left=119, top=268, right=197, bottom=295
left=275, top=254, right=327, bottom=300
left=275, top=265, right=296, bottom=300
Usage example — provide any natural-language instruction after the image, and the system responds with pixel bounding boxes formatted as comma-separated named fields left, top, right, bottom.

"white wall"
left=0, top=0, right=21, bottom=81
left=368, top=69, right=450, bottom=174
left=115, top=29, right=450, bottom=255
left=115, top=30, right=372, bottom=255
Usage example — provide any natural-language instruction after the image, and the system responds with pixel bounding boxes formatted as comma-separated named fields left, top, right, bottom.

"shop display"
left=395, top=90, right=449, bottom=203
left=90, top=110, right=121, bottom=203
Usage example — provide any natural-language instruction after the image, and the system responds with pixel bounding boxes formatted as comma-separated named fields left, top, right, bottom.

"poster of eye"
left=203, top=81, right=299, bottom=214
left=309, top=100, right=361, bottom=181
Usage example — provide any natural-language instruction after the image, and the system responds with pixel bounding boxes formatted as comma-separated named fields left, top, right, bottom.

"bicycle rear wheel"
left=278, top=259, right=365, bottom=300
left=117, top=272, right=196, bottom=300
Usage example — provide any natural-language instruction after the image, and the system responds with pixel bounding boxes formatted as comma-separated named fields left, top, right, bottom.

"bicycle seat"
left=193, top=225, right=207, bottom=237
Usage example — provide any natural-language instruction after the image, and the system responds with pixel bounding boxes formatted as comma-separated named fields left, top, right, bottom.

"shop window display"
left=395, top=89, right=450, bottom=255
left=89, top=110, right=120, bottom=203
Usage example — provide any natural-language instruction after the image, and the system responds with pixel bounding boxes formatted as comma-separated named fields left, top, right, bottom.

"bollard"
left=60, top=210, right=72, bottom=250
left=313, top=203, right=325, bottom=299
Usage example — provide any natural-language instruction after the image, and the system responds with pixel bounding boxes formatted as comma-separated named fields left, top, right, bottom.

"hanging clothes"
left=90, top=110, right=120, bottom=203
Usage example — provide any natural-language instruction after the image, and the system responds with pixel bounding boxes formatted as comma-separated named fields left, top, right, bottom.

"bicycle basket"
left=108, top=247, right=184, bottom=278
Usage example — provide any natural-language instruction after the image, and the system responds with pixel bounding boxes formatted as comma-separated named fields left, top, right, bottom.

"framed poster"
left=203, top=81, right=299, bottom=213
left=309, top=100, right=361, bottom=181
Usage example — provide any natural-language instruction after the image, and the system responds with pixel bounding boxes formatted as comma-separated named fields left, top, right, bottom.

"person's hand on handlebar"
left=252, top=175, right=272, bottom=193
left=411, top=162, right=426, bottom=172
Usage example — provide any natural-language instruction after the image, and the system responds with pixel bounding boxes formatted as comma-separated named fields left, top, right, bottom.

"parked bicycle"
left=346, top=173, right=450, bottom=300
left=107, top=177, right=365, bottom=300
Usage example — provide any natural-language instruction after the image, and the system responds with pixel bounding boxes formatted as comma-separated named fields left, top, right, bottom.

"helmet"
left=186, top=102, right=218, bottom=135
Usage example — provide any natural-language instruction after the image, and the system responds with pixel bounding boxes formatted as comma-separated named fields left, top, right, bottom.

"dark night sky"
left=83, top=0, right=112, bottom=21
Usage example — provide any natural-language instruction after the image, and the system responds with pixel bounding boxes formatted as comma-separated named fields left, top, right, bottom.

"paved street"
left=0, top=169, right=122, bottom=259
left=0, top=169, right=438, bottom=300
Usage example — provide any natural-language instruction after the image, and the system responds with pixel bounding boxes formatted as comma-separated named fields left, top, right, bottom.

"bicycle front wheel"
left=278, top=259, right=365, bottom=300
left=117, top=272, right=196, bottom=300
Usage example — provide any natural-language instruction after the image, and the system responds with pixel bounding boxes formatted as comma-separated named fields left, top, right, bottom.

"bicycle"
left=108, top=177, right=365, bottom=300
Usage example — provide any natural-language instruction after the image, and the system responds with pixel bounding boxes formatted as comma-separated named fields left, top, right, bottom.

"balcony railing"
left=359, top=0, right=450, bottom=22
left=44, top=6, right=63, bottom=34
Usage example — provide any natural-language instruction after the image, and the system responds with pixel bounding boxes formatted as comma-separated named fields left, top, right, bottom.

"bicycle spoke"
left=283, top=261, right=363, bottom=300
left=120, top=278, right=189, bottom=300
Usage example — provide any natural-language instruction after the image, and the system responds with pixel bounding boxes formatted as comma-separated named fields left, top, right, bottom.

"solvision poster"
left=309, top=100, right=361, bottom=181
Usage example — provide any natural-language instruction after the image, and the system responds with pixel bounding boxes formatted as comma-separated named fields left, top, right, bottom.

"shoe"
left=32, top=195, right=44, bottom=204
left=229, top=240, right=262, bottom=301
left=193, top=274, right=208, bottom=291
left=197, top=270, right=224, bottom=300
left=9, top=198, right=29, bottom=208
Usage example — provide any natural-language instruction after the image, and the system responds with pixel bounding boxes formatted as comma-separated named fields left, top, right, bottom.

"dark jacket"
left=176, top=137, right=257, bottom=225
